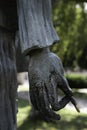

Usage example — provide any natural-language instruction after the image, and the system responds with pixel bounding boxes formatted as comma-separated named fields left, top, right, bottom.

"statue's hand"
left=28, top=48, right=79, bottom=121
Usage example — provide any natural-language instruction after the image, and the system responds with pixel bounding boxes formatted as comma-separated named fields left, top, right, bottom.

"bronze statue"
left=17, top=0, right=80, bottom=121
left=0, top=0, right=79, bottom=129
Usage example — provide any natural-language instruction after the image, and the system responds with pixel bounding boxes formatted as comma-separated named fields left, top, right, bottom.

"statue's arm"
left=17, top=0, right=59, bottom=55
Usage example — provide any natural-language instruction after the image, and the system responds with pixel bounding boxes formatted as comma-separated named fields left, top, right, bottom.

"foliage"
left=17, top=99, right=87, bottom=130
left=66, top=73, right=87, bottom=88
left=52, top=1, right=87, bottom=69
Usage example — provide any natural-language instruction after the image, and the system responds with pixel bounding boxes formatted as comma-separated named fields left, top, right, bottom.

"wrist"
left=29, top=47, right=50, bottom=57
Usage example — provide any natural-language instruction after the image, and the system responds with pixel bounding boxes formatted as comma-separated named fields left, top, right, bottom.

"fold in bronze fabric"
left=0, top=29, right=17, bottom=130
left=17, top=0, right=59, bottom=55
left=15, top=32, right=29, bottom=72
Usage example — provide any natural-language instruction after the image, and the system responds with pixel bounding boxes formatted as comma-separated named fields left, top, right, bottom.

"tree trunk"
left=0, top=29, right=17, bottom=130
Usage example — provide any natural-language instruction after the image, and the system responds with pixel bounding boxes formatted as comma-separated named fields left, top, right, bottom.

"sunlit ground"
left=17, top=98, right=87, bottom=130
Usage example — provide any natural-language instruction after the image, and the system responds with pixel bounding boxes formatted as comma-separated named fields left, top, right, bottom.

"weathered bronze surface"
left=0, top=29, right=17, bottom=130
left=0, top=0, right=79, bottom=129
left=28, top=48, right=79, bottom=121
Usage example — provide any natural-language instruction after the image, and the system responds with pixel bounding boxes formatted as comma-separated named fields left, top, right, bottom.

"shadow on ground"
left=18, top=113, right=87, bottom=130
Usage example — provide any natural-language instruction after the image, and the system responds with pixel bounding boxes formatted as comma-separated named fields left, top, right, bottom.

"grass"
left=17, top=99, right=31, bottom=127
left=17, top=99, right=87, bottom=130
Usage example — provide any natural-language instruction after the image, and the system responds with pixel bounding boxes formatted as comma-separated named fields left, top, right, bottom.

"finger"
left=30, top=87, right=40, bottom=110
left=56, top=96, right=70, bottom=110
left=50, top=80, right=59, bottom=111
left=38, top=84, right=60, bottom=120
left=36, top=84, right=50, bottom=113
left=46, top=81, right=70, bottom=111
left=45, top=78, right=59, bottom=111
left=56, top=75, right=80, bottom=112
left=56, top=72, right=73, bottom=97
left=30, top=82, right=61, bottom=121
left=30, top=82, right=48, bottom=111
left=69, top=96, right=80, bottom=113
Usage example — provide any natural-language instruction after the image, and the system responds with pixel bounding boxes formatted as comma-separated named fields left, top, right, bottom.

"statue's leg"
left=0, top=29, right=17, bottom=130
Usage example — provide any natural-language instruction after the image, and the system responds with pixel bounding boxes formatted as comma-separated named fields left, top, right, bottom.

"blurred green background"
left=52, top=1, right=87, bottom=70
